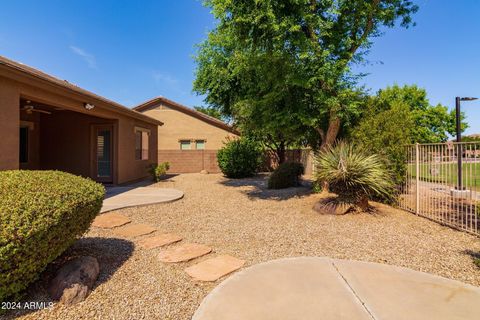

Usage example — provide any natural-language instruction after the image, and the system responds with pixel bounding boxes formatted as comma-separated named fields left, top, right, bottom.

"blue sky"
left=0, top=0, right=479, bottom=134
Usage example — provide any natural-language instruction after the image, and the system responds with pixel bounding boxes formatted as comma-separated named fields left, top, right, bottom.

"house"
left=0, top=55, right=162, bottom=185
left=133, top=97, right=239, bottom=173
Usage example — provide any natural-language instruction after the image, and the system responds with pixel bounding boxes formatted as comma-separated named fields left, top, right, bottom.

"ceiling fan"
left=21, top=101, right=52, bottom=115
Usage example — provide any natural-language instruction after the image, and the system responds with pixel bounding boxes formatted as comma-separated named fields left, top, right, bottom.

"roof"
left=133, top=96, right=240, bottom=134
left=0, top=55, right=163, bottom=126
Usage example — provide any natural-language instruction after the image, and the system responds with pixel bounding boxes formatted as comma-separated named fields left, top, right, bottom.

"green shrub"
left=314, top=141, right=394, bottom=211
left=217, top=138, right=262, bottom=178
left=268, top=162, right=305, bottom=189
left=0, top=170, right=105, bottom=302
left=149, top=162, right=170, bottom=182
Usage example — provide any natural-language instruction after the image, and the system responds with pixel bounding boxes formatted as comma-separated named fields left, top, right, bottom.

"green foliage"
left=312, top=181, right=323, bottom=193
left=194, top=105, right=228, bottom=122
left=149, top=162, right=170, bottom=182
left=474, top=257, right=480, bottom=269
left=268, top=162, right=305, bottom=189
left=0, top=170, right=105, bottom=302
left=463, top=135, right=480, bottom=142
left=194, top=0, right=418, bottom=149
left=349, top=85, right=468, bottom=186
left=314, top=142, right=394, bottom=207
left=350, top=99, right=413, bottom=186
left=374, top=85, right=466, bottom=143
left=217, top=138, right=262, bottom=178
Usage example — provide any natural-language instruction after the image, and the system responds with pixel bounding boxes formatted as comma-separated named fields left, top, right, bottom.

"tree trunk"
left=319, top=114, right=341, bottom=150
left=317, top=113, right=342, bottom=191
left=277, top=140, right=286, bottom=165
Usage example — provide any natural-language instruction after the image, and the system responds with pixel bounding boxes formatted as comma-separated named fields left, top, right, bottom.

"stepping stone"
left=138, top=233, right=183, bottom=249
left=91, top=213, right=131, bottom=228
left=113, top=223, right=156, bottom=238
left=185, top=255, right=245, bottom=282
left=158, top=243, right=212, bottom=263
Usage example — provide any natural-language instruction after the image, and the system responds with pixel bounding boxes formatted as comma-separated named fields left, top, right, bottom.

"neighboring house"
left=133, top=97, right=239, bottom=173
left=0, top=55, right=162, bottom=185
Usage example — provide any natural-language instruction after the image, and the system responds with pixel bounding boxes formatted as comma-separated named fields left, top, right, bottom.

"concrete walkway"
left=193, top=257, right=480, bottom=320
left=101, top=186, right=184, bottom=213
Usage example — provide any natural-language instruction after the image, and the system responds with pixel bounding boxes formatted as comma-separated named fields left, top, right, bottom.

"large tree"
left=349, top=84, right=468, bottom=185
left=194, top=0, right=418, bottom=152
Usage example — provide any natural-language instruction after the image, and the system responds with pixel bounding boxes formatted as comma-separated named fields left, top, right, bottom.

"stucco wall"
left=116, top=115, right=158, bottom=184
left=0, top=71, right=158, bottom=185
left=39, top=111, right=113, bottom=177
left=141, top=104, right=237, bottom=150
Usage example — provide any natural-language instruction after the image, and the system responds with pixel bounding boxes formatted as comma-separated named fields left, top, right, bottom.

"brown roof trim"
left=0, top=55, right=163, bottom=126
left=133, top=97, right=240, bottom=135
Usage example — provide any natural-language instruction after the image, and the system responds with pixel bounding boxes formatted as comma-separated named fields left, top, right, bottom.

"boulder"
left=48, top=256, right=100, bottom=305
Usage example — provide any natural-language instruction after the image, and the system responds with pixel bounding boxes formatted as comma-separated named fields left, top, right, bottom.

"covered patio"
left=0, top=55, right=162, bottom=184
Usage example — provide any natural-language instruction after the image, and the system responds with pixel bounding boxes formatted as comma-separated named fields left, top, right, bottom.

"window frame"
left=134, top=127, right=150, bottom=160
left=179, top=140, right=192, bottom=150
left=195, top=139, right=206, bottom=150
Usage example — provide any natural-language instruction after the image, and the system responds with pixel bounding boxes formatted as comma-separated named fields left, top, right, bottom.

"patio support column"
left=0, top=79, right=20, bottom=170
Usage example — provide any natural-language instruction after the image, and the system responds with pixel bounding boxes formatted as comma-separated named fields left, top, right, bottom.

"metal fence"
left=398, top=142, right=480, bottom=235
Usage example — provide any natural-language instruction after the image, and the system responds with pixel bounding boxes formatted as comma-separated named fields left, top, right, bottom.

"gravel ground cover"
left=6, top=173, right=480, bottom=320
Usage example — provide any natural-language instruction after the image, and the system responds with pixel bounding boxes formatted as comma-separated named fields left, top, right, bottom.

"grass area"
left=407, top=162, right=480, bottom=191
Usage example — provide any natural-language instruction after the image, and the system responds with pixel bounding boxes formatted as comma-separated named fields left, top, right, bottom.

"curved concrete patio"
left=193, top=257, right=480, bottom=320
left=101, top=186, right=184, bottom=213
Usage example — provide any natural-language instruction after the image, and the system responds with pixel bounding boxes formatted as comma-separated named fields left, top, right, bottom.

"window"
left=195, top=140, right=205, bottom=150
left=19, top=127, right=28, bottom=163
left=180, top=140, right=191, bottom=150
left=135, top=128, right=149, bottom=160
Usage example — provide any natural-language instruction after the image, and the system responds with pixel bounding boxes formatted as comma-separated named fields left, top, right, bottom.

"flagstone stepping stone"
left=138, top=233, right=183, bottom=249
left=158, top=243, right=212, bottom=263
left=185, top=255, right=246, bottom=282
left=113, top=223, right=156, bottom=238
left=91, top=213, right=131, bottom=229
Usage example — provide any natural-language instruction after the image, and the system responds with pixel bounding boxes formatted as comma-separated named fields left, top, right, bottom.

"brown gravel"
left=6, top=173, right=480, bottom=320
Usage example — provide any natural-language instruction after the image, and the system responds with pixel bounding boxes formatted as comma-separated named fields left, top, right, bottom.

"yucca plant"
left=314, top=141, right=394, bottom=213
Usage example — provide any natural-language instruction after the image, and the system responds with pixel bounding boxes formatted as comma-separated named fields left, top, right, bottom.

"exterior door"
left=93, top=125, right=113, bottom=183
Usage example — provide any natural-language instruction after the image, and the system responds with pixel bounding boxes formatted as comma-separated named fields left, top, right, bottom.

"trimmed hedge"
left=268, top=162, right=305, bottom=189
left=0, top=170, right=105, bottom=302
left=217, top=138, right=262, bottom=178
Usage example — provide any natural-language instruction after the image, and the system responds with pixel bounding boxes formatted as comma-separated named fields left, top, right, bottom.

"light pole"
left=455, top=96, right=477, bottom=190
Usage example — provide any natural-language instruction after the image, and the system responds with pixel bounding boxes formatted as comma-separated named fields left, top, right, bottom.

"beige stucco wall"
left=0, top=70, right=158, bottom=185
left=141, top=103, right=238, bottom=150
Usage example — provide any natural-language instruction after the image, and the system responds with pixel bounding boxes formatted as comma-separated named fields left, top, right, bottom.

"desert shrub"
left=149, top=162, right=170, bottom=182
left=217, top=138, right=262, bottom=178
left=0, top=170, right=105, bottom=302
left=268, top=162, right=304, bottom=189
left=314, top=141, right=394, bottom=212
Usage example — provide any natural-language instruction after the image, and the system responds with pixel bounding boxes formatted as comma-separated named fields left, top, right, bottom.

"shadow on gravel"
left=464, top=250, right=480, bottom=269
left=3, top=237, right=134, bottom=319
left=219, top=174, right=312, bottom=201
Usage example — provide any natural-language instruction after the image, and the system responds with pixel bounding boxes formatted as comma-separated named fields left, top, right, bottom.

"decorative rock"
left=158, top=243, right=212, bottom=263
left=113, top=223, right=156, bottom=238
left=48, top=256, right=100, bottom=305
left=91, top=213, right=131, bottom=228
left=138, top=233, right=183, bottom=249
left=200, top=169, right=209, bottom=174
left=185, top=255, right=245, bottom=282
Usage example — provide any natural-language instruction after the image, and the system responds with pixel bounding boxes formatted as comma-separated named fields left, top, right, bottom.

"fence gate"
left=398, top=142, right=479, bottom=235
